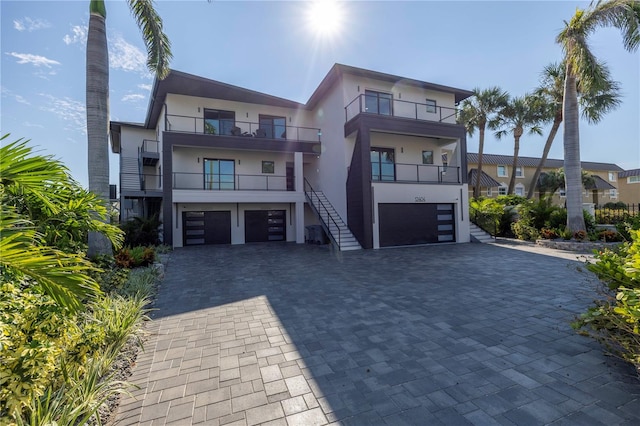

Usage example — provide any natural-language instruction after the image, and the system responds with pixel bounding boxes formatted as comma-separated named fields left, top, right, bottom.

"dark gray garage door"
left=378, top=203, right=455, bottom=247
left=245, top=210, right=286, bottom=243
left=183, top=211, right=231, bottom=245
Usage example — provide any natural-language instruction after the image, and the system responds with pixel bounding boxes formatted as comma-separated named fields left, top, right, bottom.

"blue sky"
left=2, top=1, right=639, bottom=189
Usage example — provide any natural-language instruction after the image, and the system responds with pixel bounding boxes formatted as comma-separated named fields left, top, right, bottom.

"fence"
left=594, top=203, right=639, bottom=224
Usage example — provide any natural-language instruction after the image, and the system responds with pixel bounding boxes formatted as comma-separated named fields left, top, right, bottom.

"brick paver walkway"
left=115, top=243, right=640, bottom=425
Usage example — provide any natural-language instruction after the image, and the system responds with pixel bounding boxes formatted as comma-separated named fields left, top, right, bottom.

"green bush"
left=511, top=221, right=540, bottom=241
left=121, top=215, right=161, bottom=247
left=573, top=230, right=640, bottom=372
left=603, top=201, right=628, bottom=209
left=115, top=246, right=155, bottom=269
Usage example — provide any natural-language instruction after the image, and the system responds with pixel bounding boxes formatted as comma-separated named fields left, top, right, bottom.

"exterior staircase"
left=304, top=181, right=361, bottom=251
left=121, top=157, right=141, bottom=191
left=470, top=223, right=494, bottom=243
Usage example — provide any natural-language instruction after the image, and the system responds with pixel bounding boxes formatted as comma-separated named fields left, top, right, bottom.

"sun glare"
left=307, top=0, right=344, bottom=37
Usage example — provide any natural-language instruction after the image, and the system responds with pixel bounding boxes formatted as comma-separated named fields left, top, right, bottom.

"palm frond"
left=127, top=0, right=173, bottom=79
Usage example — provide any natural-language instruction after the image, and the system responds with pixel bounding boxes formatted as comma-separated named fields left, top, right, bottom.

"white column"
left=295, top=152, right=305, bottom=243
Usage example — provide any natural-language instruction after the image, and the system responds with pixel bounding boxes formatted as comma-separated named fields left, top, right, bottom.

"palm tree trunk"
left=527, top=113, right=562, bottom=199
left=508, top=133, right=521, bottom=195
left=86, top=8, right=112, bottom=256
left=563, top=66, right=586, bottom=232
left=474, top=126, right=485, bottom=198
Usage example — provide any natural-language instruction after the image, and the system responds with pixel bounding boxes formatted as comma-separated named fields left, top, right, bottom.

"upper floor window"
left=258, top=115, right=286, bottom=139
left=371, top=148, right=395, bottom=181
left=497, top=165, right=507, bottom=177
left=425, top=99, right=437, bottom=114
left=422, top=151, right=434, bottom=165
left=515, top=166, right=524, bottom=178
left=364, top=90, right=392, bottom=116
left=629, top=175, right=640, bottom=183
left=608, top=172, right=617, bottom=182
left=204, top=158, right=235, bottom=190
left=204, top=109, right=235, bottom=135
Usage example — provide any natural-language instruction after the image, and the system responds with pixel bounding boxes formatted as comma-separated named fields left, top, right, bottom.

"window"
left=422, top=151, right=434, bottom=165
left=559, top=187, right=566, bottom=197
left=515, top=166, right=524, bottom=178
left=204, top=159, right=235, bottom=190
left=262, top=161, right=274, bottom=174
left=426, top=99, right=437, bottom=114
left=629, top=176, right=640, bottom=183
left=486, top=187, right=493, bottom=197
left=371, top=148, right=395, bottom=181
left=608, top=172, right=617, bottom=182
left=515, top=184, right=525, bottom=197
left=609, top=189, right=618, bottom=198
left=204, top=109, right=235, bottom=135
left=498, top=184, right=507, bottom=196
left=497, top=165, right=507, bottom=177
left=364, top=90, right=392, bottom=116
left=258, top=115, right=286, bottom=139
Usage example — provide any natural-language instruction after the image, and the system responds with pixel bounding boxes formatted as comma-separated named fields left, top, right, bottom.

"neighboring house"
left=467, top=153, right=625, bottom=205
left=618, top=169, right=640, bottom=205
left=111, top=64, right=473, bottom=250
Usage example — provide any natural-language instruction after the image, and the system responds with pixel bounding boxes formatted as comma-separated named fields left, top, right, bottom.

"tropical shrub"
left=115, top=246, right=156, bottom=269
left=573, top=230, right=588, bottom=241
left=121, top=215, right=161, bottom=247
left=540, top=228, right=559, bottom=239
left=573, top=230, right=640, bottom=372
left=511, top=221, right=540, bottom=241
left=598, top=230, right=624, bottom=242
left=603, top=201, right=628, bottom=209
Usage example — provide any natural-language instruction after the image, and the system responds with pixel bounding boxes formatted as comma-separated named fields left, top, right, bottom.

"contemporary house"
left=467, top=153, right=626, bottom=205
left=111, top=64, right=473, bottom=250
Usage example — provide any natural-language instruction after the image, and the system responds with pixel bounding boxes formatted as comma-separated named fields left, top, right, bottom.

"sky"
left=1, top=0, right=639, bottom=189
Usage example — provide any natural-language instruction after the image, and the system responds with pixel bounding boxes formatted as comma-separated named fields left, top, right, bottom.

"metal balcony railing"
left=120, top=172, right=162, bottom=191
left=345, top=94, right=459, bottom=124
left=372, top=163, right=461, bottom=184
left=164, top=114, right=321, bottom=143
left=172, top=172, right=294, bottom=191
left=141, top=139, right=159, bottom=153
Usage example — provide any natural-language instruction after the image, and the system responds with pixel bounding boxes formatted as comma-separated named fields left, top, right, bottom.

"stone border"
left=535, top=238, right=622, bottom=252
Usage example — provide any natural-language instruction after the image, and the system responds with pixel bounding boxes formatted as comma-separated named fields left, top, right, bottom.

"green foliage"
left=495, top=194, right=527, bottom=206
left=115, top=246, right=156, bottom=269
left=573, top=230, right=588, bottom=241
left=89, top=255, right=130, bottom=294
left=598, top=230, right=624, bottom=242
left=604, top=201, right=628, bottom=209
left=469, top=197, right=503, bottom=235
left=540, top=228, right=559, bottom=239
left=574, top=230, right=640, bottom=371
left=119, top=267, right=159, bottom=299
left=511, top=221, right=540, bottom=241
left=121, top=215, right=161, bottom=247
left=616, top=215, right=640, bottom=241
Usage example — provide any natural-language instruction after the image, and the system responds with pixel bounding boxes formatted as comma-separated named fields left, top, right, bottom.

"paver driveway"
left=115, top=242, right=640, bottom=425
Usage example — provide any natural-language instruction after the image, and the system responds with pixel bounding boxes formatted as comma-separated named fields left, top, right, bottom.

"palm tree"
left=526, top=61, right=621, bottom=199
left=0, top=135, right=122, bottom=312
left=86, top=0, right=172, bottom=256
left=491, top=94, right=546, bottom=195
left=557, top=0, right=640, bottom=232
left=458, top=87, right=509, bottom=198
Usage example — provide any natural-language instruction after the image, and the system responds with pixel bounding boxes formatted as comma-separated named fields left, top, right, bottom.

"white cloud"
left=1, top=86, right=31, bottom=105
left=122, top=93, right=145, bottom=102
left=15, top=95, right=30, bottom=105
left=109, top=34, right=150, bottom=77
left=23, top=121, right=44, bottom=128
left=138, top=84, right=152, bottom=91
left=7, top=52, right=60, bottom=68
left=14, top=17, right=51, bottom=32
left=39, top=94, right=86, bottom=134
left=63, top=25, right=87, bottom=45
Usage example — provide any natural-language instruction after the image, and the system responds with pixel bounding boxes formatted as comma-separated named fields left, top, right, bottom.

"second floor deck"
left=345, top=93, right=459, bottom=125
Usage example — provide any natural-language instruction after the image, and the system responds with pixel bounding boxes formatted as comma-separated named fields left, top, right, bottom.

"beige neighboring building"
left=467, top=153, right=626, bottom=206
left=618, top=169, right=640, bottom=205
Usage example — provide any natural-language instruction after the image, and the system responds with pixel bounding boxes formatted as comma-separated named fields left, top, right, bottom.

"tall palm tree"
left=458, top=87, right=509, bottom=198
left=557, top=0, right=640, bottom=232
left=527, top=61, right=621, bottom=199
left=492, top=94, right=546, bottom=195
left=86, top=0, right=172, bottom=256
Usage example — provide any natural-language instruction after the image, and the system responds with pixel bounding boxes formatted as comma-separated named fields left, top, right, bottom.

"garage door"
left=378, top=203, right=455, bottom=247
left=183, top=211, right=231, bottom=245
left=245, top=210, right=286, bottom=243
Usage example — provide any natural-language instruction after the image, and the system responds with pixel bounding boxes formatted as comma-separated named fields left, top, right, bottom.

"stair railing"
left=304, top=178, right=342, bottom=249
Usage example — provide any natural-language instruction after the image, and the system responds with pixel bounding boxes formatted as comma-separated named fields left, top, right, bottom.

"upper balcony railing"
left=141, top=139, right=159, bottom=153
left=345, top=94, right=458, bottom=124
left=373, top=163, right=461, bottom=184
left=164, top=114, right=321, bottom=143
left=173, top=172, right=294, bottom=191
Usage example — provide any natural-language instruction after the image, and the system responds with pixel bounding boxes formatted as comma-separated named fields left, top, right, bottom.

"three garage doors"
left=182, top=210, right=286, bottom=246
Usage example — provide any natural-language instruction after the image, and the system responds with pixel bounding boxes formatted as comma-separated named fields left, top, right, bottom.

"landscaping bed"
left=535, top=238, right=622, bottom=252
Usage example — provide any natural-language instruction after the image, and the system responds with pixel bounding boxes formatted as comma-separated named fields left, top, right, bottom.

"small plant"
left=511, top=221, right=540, bottom=241
left=598, top=230, right=623, bottom=242
left=573, top=230, right=588, bottom=241
left=560, top=228, right=573, bottom=240
left=115, top=246, right=155, bottom=269
left=540, top=228, right=559, bottom=239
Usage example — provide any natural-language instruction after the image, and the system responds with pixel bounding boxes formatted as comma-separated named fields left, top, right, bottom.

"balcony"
left=345, top=94, right=458, bottom=124
left=140, top=139, right=159, bottom=166
left=164, top=114, right=321, bottom=143
left=373, top=163, right=461, bottom=184
left=121, top=172, right=162, bottom=193
left=172, top=172, right=294, bottom=191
